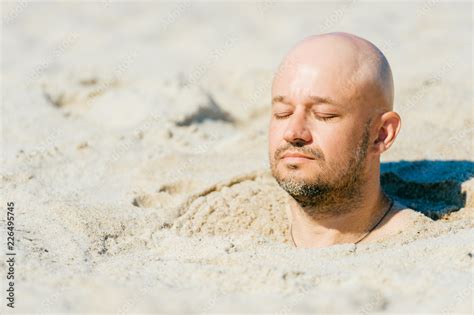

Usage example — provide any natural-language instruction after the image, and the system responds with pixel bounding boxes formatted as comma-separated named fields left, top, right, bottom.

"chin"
left=281, top=159, right=322, bottom=172
left=276, top=163, right=320, bottom=181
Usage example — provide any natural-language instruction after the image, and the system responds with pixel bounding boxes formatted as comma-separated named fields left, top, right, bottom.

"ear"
left=373, top=111, right=401, bottom=154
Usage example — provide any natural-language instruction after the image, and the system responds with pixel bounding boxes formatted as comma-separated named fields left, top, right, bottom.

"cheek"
left=268, top=121, right=284, bottom=152
left=317, top=126, right=355, bottom=162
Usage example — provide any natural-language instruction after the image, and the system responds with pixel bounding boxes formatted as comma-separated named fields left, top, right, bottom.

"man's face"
left=269, top=63, right=372, bottom=213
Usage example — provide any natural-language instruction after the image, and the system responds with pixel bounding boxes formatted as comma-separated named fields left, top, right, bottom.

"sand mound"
left=171, top=171, right=290, bottom=243
left=161, top=166, right=474, bottom=245
left=41, top=67, right=121, bottom=108
left=41, top=69, right=236, bottom=130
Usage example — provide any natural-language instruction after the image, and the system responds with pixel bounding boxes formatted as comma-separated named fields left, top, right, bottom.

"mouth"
left=280, top=152, right=316, bottom=162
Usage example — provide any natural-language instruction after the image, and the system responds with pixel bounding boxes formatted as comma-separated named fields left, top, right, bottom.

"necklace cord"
left=289, top=198, right=394, bottom=248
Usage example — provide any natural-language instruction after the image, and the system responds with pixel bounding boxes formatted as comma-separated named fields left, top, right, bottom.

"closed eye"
left=273, top=112, right=292, bottom=119
left=315, top=113, right=339, bottom=121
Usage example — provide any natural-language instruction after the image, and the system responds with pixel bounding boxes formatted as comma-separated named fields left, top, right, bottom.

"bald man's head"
left=269, top=32, right=401, bottom=214
left=272, top=32, right=394, bottom=114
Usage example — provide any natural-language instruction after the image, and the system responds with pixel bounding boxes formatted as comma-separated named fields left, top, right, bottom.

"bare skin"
left=269, top=32, right=419, bottom=249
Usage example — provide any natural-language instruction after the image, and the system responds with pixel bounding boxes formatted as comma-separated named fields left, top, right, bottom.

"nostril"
left=293, top=139, right=306, bottom=147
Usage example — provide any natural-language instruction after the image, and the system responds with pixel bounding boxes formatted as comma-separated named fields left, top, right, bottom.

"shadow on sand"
left=381, top=160, right=474, bottom=219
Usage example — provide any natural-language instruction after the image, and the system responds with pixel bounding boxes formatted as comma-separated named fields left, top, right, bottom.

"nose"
left=283, top=108, right=312, bottom=147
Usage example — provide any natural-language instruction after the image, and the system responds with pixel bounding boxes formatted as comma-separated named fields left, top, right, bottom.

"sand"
left=1, top=1, right=473, bottom=313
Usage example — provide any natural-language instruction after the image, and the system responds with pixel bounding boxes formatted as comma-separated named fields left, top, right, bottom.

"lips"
left=281, top=152, right=315, bottom=160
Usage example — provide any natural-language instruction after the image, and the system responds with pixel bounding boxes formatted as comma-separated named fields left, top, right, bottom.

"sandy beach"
left=1, top=1, right=473, bottom=313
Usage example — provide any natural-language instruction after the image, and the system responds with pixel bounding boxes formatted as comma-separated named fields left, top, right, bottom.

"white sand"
left=1, top=1, right=473, bottom=313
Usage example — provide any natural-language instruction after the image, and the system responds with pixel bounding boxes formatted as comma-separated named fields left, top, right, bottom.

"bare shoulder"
left=385, top=203, right=426, bottom=227
left=365, top=201, right=432, bottom=242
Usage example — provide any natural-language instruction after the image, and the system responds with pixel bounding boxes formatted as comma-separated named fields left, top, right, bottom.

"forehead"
left=272, top=62, right=358, bottom=106
left=272, top=95, right=341, bottom=109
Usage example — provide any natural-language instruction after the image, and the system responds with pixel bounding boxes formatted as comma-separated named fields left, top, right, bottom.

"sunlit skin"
left=269, top=32, right=418, bottom=248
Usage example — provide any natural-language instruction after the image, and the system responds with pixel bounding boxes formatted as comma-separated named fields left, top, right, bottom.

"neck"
left=287, top=171, right=389, bottom=248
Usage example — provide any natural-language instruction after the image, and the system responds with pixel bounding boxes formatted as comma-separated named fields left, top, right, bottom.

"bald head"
left=272, top=32, right=394, bottom=114
left=269, top=33, right=402, bottom=220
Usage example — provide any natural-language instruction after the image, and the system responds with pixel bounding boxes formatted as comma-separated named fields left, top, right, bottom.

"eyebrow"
left=271, top=95, right=339, bottom=106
